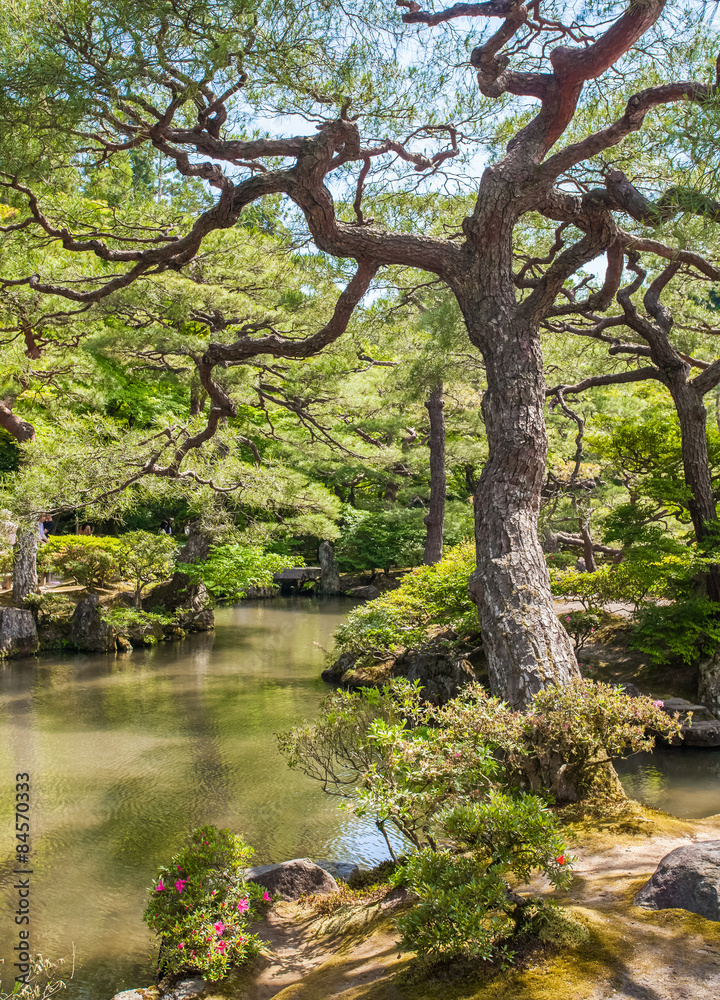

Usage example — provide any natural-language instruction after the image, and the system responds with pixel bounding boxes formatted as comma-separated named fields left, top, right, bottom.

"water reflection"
left=0, top=599, right=401, bottom=1000
left=616, top=747, right=720, bottom=819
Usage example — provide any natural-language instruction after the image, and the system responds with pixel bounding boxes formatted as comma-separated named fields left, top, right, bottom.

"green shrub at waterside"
left=183, top=543, right=295, bottom=603
left=392, top=791, right=573, bottom=967
left=102, top=607, right=174, bottom=645
left=333, top=541, right=478, bottom=654
left=39, top=535, right=124, bottom=590
left=143, top=825, right=271, bottom=982
left=629, top=598, right=720, bottom=665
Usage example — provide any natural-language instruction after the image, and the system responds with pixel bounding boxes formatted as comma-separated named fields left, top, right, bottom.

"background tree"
left=1, top=0, right=720, bottom=704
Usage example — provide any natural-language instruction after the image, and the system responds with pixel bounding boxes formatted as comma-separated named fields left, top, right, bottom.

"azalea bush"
left=392, top=791, right=573, bottom=966
left=436, top=680, right=682, bottom=802
left=39, top=535, right=123, bottom=590
left=183, top=543, right=295, bottom=603
left=143, top=825, right=271, bottom=982
left=333, top=541, right=478, bottom=654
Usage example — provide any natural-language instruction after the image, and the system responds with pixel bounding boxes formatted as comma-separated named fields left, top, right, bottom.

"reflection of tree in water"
left=0, top=602, right=394, bottom=999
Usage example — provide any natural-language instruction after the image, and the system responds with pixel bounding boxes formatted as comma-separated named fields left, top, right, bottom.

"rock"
left=635, top=841, right=720, bottom=920
left=318, top=541, right=341, bottom=595
left=345, top=585, right=380, bottom=600
left=246, top=859, right=339, bottom=900
left=0, top=608, right=38, bottom=657
left=162, top=979, right=207, bottom=1000
left=322, top=630, right=486, bottom=704
left=393, top=641, right=482, bottom=704
left=110, top=989, right=158, bottom=1000
left=659, top=698, right=720, bottom=748
left=144, top=530, right=213, bottom=617
left=698, top=647, right=720, bottom=718
left=115, top=635, right=133, bottom=652
left=313, top=859, right=361, bottom=883
left=70, top=594, right=117, bottom=652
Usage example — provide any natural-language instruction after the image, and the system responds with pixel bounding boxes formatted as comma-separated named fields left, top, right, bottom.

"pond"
left=0, top=599, right=402, bottom=1000
left=1, top=598, right=718, bottom=1000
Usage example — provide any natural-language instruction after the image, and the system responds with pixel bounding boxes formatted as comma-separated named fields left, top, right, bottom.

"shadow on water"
left=0, top=597, right=401, bottom=1000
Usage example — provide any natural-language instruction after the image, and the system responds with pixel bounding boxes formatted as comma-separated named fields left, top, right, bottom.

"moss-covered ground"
left=196, top=804, right=720, bottom=1000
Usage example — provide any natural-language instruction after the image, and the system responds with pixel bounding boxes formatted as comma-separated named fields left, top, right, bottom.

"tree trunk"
left=13, top=524, right=38, bottom=605
left=467, top=319, right=580, bottom=708
left=423, top=384, right=446, bottom=565
left=669, top=380, right=720, bottom=601
left=579, top=517, right=597, bottom=573
left=0, top=402, right=35, bottom=443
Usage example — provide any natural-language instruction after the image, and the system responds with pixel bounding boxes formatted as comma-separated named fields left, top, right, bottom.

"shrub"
left=436, top=680, right=681, bottom=802
left=335, top=507, right=425, bottom=574
left=40, top=535, right=123, bottom=590
left=143, top=825, right=270, bottom=982
left=278, top=679, right=498, bottom=853
left=560, top=609, right=602, bottom=651
left=0, top=955, right=66, bottom=999
left=629, top=597, right=720, bottom=664
left=333, top=541, right=477, bottom=654
left=183, top=543, right=295, bottom=603
left=391, top=791, right=573, bottom=966
left=102, top=607, right=174, bottom=645
left=117, top=530, right=176, bottom=607
left=22, top=593, right=75, bottom=628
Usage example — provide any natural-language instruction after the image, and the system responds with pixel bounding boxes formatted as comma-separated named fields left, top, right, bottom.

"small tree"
left=41, top=536, right=123, bottom=592
left=118, top=530, right=176, bottom=608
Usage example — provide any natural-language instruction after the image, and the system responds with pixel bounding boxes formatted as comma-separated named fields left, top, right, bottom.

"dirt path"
left=201, top=814, right=720, bottom=1000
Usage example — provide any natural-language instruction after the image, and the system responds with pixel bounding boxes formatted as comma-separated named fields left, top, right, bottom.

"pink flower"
left=175, top=879, right=189, bottom=893
left=263, top=891, right=271, bottom=902
left=178, top=942, right=184, bottom=950
left=237, top=898, right=249, bottom=913
left=216, top=940, right=227, bottom=953
left=214, top=921, right=225, bottom=935
left=653, top=700, right=664, bottom=709
left=155, top=880, right=165, bottom=892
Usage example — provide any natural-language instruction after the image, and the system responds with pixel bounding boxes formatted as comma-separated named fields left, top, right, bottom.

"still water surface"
left=1, top=598, right=719, bottom=999
left=0, top=599, right=400, bottom=1000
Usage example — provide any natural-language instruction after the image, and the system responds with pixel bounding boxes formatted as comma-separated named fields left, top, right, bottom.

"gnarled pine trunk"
left=467, top=317, right=579, bottom=708
left=423, top=384, right=446, bottom=565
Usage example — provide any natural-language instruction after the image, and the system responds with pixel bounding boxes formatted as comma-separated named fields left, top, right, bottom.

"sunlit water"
left=2, top=599, right=719, bottom=1000
left=616, top=747, right=720, bottom=819
left=0, top=599, right=402, bottom=1000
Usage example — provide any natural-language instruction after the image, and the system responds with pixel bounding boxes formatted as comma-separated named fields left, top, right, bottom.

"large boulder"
left=245, top=859, right=339, bottom=900
left=635, top=841, right=720, bottom=920
left=70, top=594, right=117, bottom=652
left=322, top=630, right=486, bottom=705
left=0, top=608, right=39, bottom=657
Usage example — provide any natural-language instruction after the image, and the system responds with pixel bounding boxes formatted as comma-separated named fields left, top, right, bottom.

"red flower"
left=556, top=854, right=565, bottom=865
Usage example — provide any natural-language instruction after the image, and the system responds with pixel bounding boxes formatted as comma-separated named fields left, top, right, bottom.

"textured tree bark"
left=13, top=524, right=38, bottom=605
left=668, top=379, right=720, bottom=601
left=467, top=319, right=579, bottom=708
left=579, top=517, right=597, bottom=573
left=423, top=384, right=446, bottom=565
